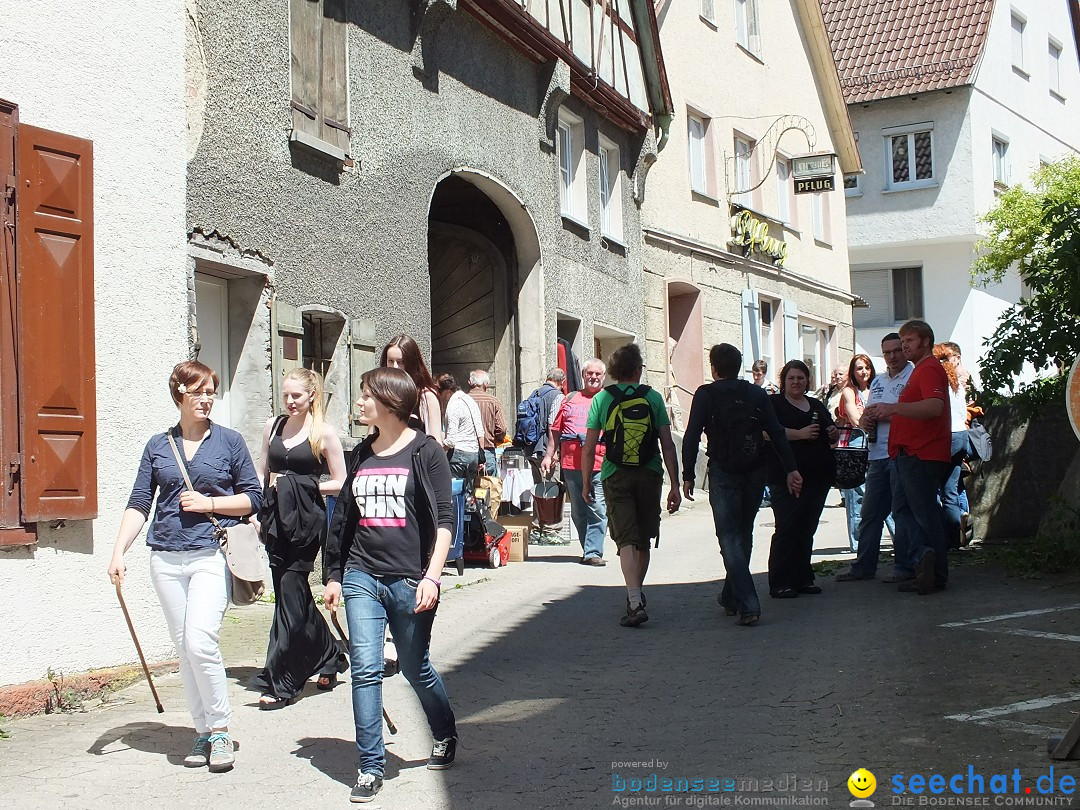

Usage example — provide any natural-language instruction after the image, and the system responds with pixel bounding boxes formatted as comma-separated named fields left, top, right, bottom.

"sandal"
left=317, top=652, right=349, bottom=690
left=258, top=694, right=296, bottom=710
left=770, top=588, right=799, bottom=599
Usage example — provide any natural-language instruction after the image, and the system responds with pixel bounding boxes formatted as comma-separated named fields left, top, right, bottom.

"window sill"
left=699, top=14, right=717, bottom=29
left=691, top=189, right=721, bottom=207
left=289, top=129, right=348, bottom=163
left=601, top=235, right=627, bottom=256
left=601, top=231, right=626, bottom=248
left=736, top=43, right=764, bottom=64
left=1050, top=89, right=1066, bottom=103
left=561, top=214, right=590, bottom=237
left=814, top=238, right=833, bottom=249
left=782, top=223, right=801, bottom=237
left=844, top=189, right=863, bottom=198
left=882, top=181, right=938, bottom=194
left=1012, top=65, right=1030, bottom=80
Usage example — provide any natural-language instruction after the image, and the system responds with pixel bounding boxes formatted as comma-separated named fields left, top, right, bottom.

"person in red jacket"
left=863, top=320, right=952, bottom=595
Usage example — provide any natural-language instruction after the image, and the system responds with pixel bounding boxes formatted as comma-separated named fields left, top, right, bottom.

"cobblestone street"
left=3, top=499, right=1080, bottom=809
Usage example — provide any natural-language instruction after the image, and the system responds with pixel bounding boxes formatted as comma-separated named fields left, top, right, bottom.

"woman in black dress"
left=251, top=368, right=348, bottom=708
left=767, top=360, right=839, bottom=599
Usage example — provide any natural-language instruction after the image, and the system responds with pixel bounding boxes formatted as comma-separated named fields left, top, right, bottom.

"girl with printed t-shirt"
left=323, top=367, right=457, bottom=804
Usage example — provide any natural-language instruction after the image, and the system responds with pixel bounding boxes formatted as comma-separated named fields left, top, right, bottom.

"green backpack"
left=602, top=384, right=659, bottom=467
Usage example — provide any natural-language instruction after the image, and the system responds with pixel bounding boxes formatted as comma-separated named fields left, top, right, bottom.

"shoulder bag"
left=166, top=431, right=267, bottom=606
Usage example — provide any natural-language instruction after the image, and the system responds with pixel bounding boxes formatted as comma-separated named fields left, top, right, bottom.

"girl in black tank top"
left=250, top=369, right=348, bottom=708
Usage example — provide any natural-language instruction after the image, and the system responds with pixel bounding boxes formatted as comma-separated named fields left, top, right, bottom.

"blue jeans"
left=850, top=458, right=908, bottom=576
left=894, top=452, right=950, bottom=586
left=844, top=484, right=896, bottom=553
left=482, top=449, right=497, bottom=477
left=708, top=463, right=765, bottom=617
left=448, top=449, right=478, bottom=483
left=562, top=467, right=607, bottom=559
left=940, top=432, right=969, bottom=545
left=341, top=569, right=456, bottom=777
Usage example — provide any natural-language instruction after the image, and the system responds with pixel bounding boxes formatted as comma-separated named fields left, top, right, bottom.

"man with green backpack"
left=581, top=342, right=681, bottom=628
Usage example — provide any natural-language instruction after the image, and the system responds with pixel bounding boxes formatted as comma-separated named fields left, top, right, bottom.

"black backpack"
left=710, top=380, right=766, bottom=474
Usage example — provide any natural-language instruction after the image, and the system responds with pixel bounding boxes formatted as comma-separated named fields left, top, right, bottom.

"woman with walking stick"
left=323, top=367, right=457, bottom=804
left=107, top=360, right=261, bottom=773
left=250, top=368, right=348, bottom=707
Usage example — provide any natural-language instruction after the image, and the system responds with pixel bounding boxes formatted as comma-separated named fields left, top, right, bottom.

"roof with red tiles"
left=819, top=0, right=995, bottom=104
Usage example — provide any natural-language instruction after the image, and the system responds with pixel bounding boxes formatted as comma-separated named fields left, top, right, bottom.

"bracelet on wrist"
left=423, top=575, right=441, bottom=589
left=210, top=497, right=216, bottom=513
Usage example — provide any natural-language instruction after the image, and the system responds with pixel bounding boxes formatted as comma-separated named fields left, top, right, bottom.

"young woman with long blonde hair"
left=250, top=367, right=348, bottom=707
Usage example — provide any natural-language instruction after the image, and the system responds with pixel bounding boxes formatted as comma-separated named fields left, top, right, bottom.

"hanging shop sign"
left=731, top=209, right=788, bottom=268
left=792, top=153, right=836, bottom=178
left=794, top=175, right=835, bottom=194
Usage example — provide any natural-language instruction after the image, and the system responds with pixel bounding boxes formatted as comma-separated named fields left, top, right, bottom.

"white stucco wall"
left=0, top=2, right=188, bottom=685
left=844, top=0, right=1079, bottom=386
left=647, top=0, right=852, bottom=291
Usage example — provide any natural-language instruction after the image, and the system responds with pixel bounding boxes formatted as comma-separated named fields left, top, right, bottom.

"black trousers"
left=250, top=567, right=343, bottom=699
left=767, top=482, right=831, bottom=594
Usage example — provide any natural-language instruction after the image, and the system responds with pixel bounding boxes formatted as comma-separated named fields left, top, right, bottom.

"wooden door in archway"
left=428, top=223, right=513, bottom=411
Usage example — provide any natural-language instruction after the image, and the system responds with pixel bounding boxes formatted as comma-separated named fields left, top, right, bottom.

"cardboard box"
left=500, top=514, right=532, bottom=562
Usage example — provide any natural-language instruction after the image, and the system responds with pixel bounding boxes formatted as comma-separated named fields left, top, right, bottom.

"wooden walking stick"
left=113, top=579, right=164, bottom=713
left=329, top=606, right=397, bottom=734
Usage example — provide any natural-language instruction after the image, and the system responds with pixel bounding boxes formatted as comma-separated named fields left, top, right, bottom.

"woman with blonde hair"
left=108, top=360, right=261, bottom=772
left=380, top=334, right=442, bottom=445
left=934, top=343, right=971, bottom=547
left=250, top=367, right=348, bottom=707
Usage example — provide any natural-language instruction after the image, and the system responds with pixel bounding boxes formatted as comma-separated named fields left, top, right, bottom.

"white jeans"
left=150, top=548, right=231, bottom=732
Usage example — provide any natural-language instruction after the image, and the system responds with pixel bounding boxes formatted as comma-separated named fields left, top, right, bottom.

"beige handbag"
left=166, top=431, right=266, bottom=605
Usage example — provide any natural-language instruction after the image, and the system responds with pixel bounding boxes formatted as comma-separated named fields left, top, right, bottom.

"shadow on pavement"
left=293, top=736, right=425, bottom=785
left=87, top=721, right=195, bottom=766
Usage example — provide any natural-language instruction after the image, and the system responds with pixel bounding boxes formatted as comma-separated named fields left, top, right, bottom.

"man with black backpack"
left=682, top=344, right=802, bottom=627
left=581, top=343, right=681, bottom=628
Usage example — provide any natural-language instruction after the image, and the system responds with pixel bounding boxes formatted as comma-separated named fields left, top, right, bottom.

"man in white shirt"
left=835, top=333, right=914, bottom=583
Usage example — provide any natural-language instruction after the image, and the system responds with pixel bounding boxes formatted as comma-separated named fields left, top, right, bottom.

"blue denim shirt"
left=125, top=423, right=263, bottom=551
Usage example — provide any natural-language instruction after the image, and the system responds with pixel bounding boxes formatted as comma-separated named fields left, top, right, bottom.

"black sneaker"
left=350, top=772, right=383, bottom=803
left=427, top=736, right=457, bottom=770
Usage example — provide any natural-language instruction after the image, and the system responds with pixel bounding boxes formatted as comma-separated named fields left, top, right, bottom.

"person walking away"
left=467, top=369, right=507, bottom=476
left=540, top=358, right=610, bottom=566
left=435, top=373, right=485, bottom=483
left=682, top=344, right=802, bottom=626
left=767, top=361, right=838, bottom=599
left=108, top=361, right=262, bottom=772
left=863, top=320, right=952, bottom=595
left=933, top=342, right=971, bottom=548
left=250, top=368, right=347, bottom=708
left=324, top=367, right=457, bottom=803
left=835, top=333, right=913, bottom=583
left=837, top=354, right=875, bottom=552
left=580, top=343, right=681, bottom=627
left=381, top=334, right=442, bottom=445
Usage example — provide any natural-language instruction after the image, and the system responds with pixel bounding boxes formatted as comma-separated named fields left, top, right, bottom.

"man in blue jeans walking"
left=681, top=344, right=802, bottom=626
left=835, top=333, right=914, bottom=583
left=863, top=320, right=953, bottom=595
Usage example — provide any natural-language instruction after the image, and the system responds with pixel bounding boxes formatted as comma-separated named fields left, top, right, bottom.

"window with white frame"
left=992, top=136, right=1010, bottom=187
left=733, top=135, right=753, bottom=206
left=688, top=113, right=709, bottom=195
left=776, top=156, right=791, bottom=224
left=1049, top=38, right=1063, bottom=97
left=851, top=267, right=924, bottom=327
left=1012, top=11, right=1027, bottom=73
left=811, top=193, right=829, bottom=243
left=735, top=0, right=761, bottom=56
left=557, top=109, right=587, bottom=224
left=701, top=0, right=715, bottom=24
left=598, top=135, right=623, bottom=241
left=799, top=320, right=832, bottom=391
left=884, top=122, right=935, bottom=189
left=758, top=295, right=780, bottom=371
left=843, top=174, right=861, bottom=196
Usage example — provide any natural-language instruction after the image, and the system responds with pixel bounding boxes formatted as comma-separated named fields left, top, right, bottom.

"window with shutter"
left=851, top=269, right=890, bottom=328
left=290, top=0, right=350, bottom=161
left=16, top=124, right=97, bottom=523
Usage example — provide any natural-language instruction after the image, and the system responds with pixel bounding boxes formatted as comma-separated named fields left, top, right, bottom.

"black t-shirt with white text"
left=346, top=438, right=424, bottom=578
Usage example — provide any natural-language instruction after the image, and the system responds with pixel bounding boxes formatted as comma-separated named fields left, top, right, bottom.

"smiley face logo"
left=847, top=768, right=876, bottom=798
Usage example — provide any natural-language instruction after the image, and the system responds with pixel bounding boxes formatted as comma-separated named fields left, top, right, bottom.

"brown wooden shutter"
left=0, top=100, right=22, bottom=530
left=290, top=0, right=322, bottom=143
left=320, top=0, right=350, bottom=155
left=16, top=124, right=97, bottom=521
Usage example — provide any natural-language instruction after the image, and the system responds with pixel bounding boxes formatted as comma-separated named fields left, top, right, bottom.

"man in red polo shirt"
left=863, top=319, right=951, bottom=595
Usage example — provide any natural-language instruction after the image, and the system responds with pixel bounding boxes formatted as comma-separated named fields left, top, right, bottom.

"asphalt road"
left=3, top=497, right=1080, bottom=809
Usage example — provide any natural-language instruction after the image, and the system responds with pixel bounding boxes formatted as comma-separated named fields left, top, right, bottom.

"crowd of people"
left=104, top=320, right=977, bottom=802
